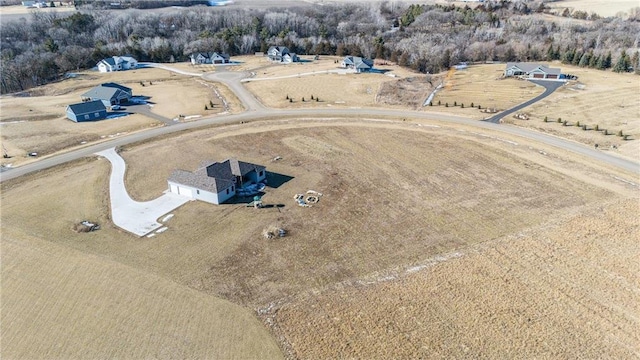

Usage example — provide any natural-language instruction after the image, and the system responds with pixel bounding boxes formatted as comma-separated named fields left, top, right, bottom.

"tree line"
left=1, top=0, right=639, bottom=93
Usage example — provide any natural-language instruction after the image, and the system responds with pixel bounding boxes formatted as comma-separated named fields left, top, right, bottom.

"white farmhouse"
left=97, top=56, right=138, bottom=73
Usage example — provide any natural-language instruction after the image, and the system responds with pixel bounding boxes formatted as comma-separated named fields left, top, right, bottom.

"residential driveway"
left=125, top=104, right=176, bottom=125
left=485, top=80, right=565, bottom=123
left=96, top=147, right=190, bottom=237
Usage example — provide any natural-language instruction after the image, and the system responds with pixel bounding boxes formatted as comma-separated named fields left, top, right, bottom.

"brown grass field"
left=2, top=117, right=637, bottom=358
left=545, top=0, right=640, bottom=17
left=0, top=67, right=239, bottom=166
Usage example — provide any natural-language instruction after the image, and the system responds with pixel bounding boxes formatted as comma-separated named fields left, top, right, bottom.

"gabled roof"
left=268, top=46, right=289, bottom=56
left=191, top=52, right=230, bottom=60
left=169, top=159, right=265, bottom=194
left=506, top=62, right=560, bottom=75
left=100, top=57, right=117, bottom=66
left=67, top=100, right=106, bottom=115
left=344, top=56, right=373, bottom=69
left=82, top=85, right=130, bottom=101
left=101, top=82, right=132, bottom=94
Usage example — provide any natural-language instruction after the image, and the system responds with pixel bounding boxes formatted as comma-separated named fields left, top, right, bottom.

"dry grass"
left=271, top=198, right=640, bottom=359
left=545, top=0, right=640, bottom=17
left=0, top=67, right=236, bottom=166
left=515, top=63, right=640, bottom=160
left=2, top=119, right=634, bottom=358
left=0, top=158, right=282, bottom=359
left=431, top=63, right=543, bottom=118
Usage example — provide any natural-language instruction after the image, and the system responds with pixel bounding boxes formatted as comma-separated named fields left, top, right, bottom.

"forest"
left=1, top=0, right=639, bottom=93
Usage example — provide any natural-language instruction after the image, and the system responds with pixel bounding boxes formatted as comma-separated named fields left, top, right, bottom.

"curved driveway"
left=1, top=66, right=638, bottom=182
left=485, top=80, right=565, bottom=123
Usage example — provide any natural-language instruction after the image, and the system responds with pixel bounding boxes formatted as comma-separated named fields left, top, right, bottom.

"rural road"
left=485, top=80, right=565, bottom=123
left=1, top=66, right=638, bottom=182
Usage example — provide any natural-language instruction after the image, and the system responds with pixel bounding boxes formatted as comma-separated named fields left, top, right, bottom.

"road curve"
left=485, top=80, right=565, bottom=123
left=1, top=107, right=638, bottom=182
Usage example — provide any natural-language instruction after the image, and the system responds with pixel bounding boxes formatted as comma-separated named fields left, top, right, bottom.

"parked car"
left=111, top=105, right=121, bottom=110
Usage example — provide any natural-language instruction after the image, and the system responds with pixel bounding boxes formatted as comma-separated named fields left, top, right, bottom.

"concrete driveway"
left=96, top=147, right=190, bottom=237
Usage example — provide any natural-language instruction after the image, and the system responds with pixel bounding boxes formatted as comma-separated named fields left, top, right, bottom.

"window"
left=259, top=171, right=264, bottom=176
left=232, top=186, right=235, bottom=191
left=226, top=189, right=229, bottom=194
left=196, top=190, right=200, bottom=194
left=94, top=112, right=100, bottom=117
left=84, top=115, right=89, bottom=120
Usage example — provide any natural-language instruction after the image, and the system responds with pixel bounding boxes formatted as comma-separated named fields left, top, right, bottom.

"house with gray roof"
left=504, top=62, right=563, bottom=80
left=97, top=56, right=138, bottom=73
left=190, top=52, right=231, bottom=65
left=267, top=46, right=299, bottom=63
left=82, top=83, right=132, bottom=107
left=66, top=100, right=107, bottom=122
left=168, top=159, right=266, bottom=204
left=341, top=56, right=374, bottom=73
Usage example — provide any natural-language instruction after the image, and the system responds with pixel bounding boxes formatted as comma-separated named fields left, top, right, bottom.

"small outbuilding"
left=168, top=159, right=267, bottom=205
left=66, top=100, right=107, bottom=122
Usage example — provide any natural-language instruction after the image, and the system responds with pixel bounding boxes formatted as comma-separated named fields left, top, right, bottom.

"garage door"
left=533, top=73, right=544, bottom=78
left=170, top=184, right=179, bottom=194
left=178, top=186, right=193, bottom=197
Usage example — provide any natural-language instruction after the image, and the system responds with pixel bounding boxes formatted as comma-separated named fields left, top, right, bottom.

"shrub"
left=311, top=95, right=314, bottom=100
left=623, top=134, right=630, bottom=140
left=557, top=117, right=562, bottom=123
left=445, top=103, right=449, bottom=107
left=289, top=98, right=293, bottom=103
left=429, top=102, right=433, bottom=106
left=454, top=101, right=457, bottom=106
left=576, top=121, right=580, bottom=127
left=478, top=105, right=481, bottom=109
left=204, top=105, right=208, bottom=110
left=316, top=97, right=319, bottom=102
left=438, top=100, right=441, bottom=106
left=302, top=97, right=305, bottom=102
left=544, top=116, right=548, bottom=122
left=594, top=124, right=599, bottom=131
left=209, top=100, right=214, bottom=108
left=604, top=129, right=608, bottom=135
left=582, top=125, right=587, bottom=130
left=286, top=94, right=289, bottom=100
left=470, top=102, right=474, bottom=107
left=461, top=103, right=464, bottom=108
left=618, top=130, right=624, bottom=137
left=563, top=120, right=568, bottom=126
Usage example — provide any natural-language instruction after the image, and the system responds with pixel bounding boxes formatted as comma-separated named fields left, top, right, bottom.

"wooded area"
left=1, top=0, right=639, bottom=93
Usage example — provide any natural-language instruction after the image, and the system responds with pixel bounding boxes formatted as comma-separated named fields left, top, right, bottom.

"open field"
left=1, top=118, right=637, bottom=357
left=431, top=63, right=544, bottom=118
left=271, top=198, right=640, bottom=359
left=0, top=158, right=282, bottom=359
left=545, top=0, right=640, bottom=17
left=0, top=67, right=237, bottom=166
left=429, top=62, right=640, bottom=160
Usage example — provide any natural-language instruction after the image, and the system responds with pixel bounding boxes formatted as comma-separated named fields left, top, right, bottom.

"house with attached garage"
left=190, top=52, right=231, bottom=64
left=66, top=100, right=107, bottom=122
left=267, top=46, right=299, bottom=63
left=168, top=159, right=267, bottom=205
left=341, top=56, right=374, bottom=73
left=97, top=56, right=138, bottom=73
left=504, top=62, right=563, bottom=80
left=82, top=83, right=132, bottom=107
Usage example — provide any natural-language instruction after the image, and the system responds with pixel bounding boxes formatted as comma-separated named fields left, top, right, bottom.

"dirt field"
left=545, top=0, right=640, bottom=17
left=1, top=118, right=637, bottom=358
left=0, top=67, right=236, bottom=166
left=271, top=198, right=639, bottom=359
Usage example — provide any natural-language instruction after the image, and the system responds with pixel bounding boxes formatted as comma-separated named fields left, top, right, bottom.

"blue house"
left=66, top=100, right=108, bottom=122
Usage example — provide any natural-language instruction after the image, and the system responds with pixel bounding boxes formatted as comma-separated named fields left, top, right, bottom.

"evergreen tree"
left=603, top=51, right=612, bottom=69
left=578, top=52, right=590, bottom=67
left=613, top=49, right=630, bottom=73
left=588, top=52, right=598, bottom=68
left=631, top=50, right=640, bottom=74
left=572, top=50, right=582, bottom=65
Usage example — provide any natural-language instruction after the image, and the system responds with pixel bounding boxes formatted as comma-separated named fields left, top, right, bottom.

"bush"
left=454, top=101, right=457, bottom=106
left=204, top=105, right=208, bottom=110
left=594, top=124, right=599, bottom=131
left=316, top=97, right=319, bottom=102
left=557, top=117, right=562, bottom=123
left=470, top=102, right=474, bottom=107
left=438, top=100, right=441, bottom=106
left=623, top=134, right=630, bottom=140
left=576, top=121, right=580, bottom=127
left=582, top=125, right=587, bottom=130
left=563, top=120, right=568, bottom=126
left=461, top=103, right=464, bottom=108
left=302, top=97, right=305, bottom=102
left=604, top=129, right=608, bottom=135
left=311, top=95, right=314, bottom=100
left=286, top=94, right=289, bottom=100
left=544, top=116, right=548, bottom=122
left=445, top=103, right=449, bottom=107
left=478, top=105, right=481, bottom=109
left=618, top=130, right=624, bottom=137
left=209, top=100, right=214, bottom=108
left=289, top=98, right=293, bottom=103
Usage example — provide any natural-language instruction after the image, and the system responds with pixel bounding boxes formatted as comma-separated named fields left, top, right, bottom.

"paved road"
left=1, top=68, right=638, bottom=183
left=485, top=80, right=565, bottom=123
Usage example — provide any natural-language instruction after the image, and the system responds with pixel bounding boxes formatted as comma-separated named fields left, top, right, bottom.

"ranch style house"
left=168, top=159, right=266, bottom=205
left=341, top=56, right=374, bottom=72
left=97, top=56, right=138, bottom=73
left=82, top=83, right=132, bottom=107
left=66, top=100, right=107, bottom=122
left=504, top=62, right=563, bottom=80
